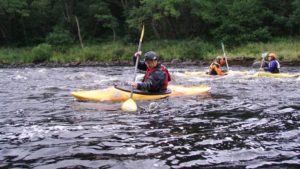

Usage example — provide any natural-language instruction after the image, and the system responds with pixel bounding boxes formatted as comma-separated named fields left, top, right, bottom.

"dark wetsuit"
left=133, top=56, right=171, bottom=93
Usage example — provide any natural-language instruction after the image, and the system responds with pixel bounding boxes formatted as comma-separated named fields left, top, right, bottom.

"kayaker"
left=131, top=51, right=171, bottom=93
left=208, top=56, right=227, bottom=75
left=261, top=52, right=280, bottom=73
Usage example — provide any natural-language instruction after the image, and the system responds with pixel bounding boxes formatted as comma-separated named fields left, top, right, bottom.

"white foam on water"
left=37, top=68, right=47, bottom=73
left=65, top=72, right=99, bottom=80
left=15, top=125, right=87, bottom=141
left=13, top=74, right=28, bottom=80
left=94, top=76, right=118, bottom=84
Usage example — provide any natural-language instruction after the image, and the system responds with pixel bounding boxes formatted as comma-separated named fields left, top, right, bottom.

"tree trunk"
left=21, top=19, right=28, bottom=45
left=0, top=25, right=6, bottom=40
left=112, top=28, right=116, bottom=42
left=64, top=1, right=70, bottom=22
left=120, top=0, right=128, bottom=9
left=92, top=21, right=99, bottom=37
left=64, top=0, right=72, bottom=22
left=75, top=16, right=84, bottom=48
left=151, top=19, right=160, bottom=39
left=166, top=17, right=177, bottom=38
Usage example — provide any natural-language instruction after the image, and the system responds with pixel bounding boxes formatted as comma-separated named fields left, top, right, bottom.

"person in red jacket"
left=208, top=56, right=227, bottom=75
left=131, top=51, right=171, bottom=93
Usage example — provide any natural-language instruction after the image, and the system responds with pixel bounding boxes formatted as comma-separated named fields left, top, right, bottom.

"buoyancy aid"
left=208, top=62, right=224, bottom=75
left=143, top=64, right=171, bottom=90
left=268, top=60, right=280, bottom=73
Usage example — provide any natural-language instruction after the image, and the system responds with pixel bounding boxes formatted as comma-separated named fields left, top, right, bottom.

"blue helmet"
left=144, top=51, right=158, bottom=61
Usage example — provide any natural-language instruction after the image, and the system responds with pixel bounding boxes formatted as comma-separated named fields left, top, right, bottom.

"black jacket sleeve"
left=137, top=70, right=166, bottom=92
left=132, top=56, right=147, bottom=71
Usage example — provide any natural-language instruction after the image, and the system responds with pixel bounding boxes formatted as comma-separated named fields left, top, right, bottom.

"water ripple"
left=0, top=66, right=299, bottom=168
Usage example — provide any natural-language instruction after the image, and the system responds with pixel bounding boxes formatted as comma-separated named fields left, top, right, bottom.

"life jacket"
left=208, top=62, right=221, bottom=75
left=143, top=64, right=171, bottom=90
left=269, top=60, right=280, bottom=73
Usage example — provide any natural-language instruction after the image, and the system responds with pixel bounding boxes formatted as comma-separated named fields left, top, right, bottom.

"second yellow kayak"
left=184, top=71, right=300, bottom=78
left=184, top=70, right=250, bottom=77
left=252, top=72, right=300, bottom=78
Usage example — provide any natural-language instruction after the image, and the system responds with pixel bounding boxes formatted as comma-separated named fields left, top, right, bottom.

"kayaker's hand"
left=131, top=82, right=138, bottom=88
left=134, top=51, right=142, bottom=58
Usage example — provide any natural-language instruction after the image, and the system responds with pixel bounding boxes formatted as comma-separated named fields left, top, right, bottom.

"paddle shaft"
left=259, top=58, right=265, bottom=70
left=221, top=42, right=229, bottom=71
left=130, top=25, right=144, bottom=98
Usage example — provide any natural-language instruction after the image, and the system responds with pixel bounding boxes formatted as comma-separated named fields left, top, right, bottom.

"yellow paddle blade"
left=139, top=25, right=145, bottom=43
left=121, top=98, right=137, bottom=112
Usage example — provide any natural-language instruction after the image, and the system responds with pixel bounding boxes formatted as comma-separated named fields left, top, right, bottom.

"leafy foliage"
left=32, top=43, right=52, bottom=63
left=93, top=1, right=119, bottom=41
left=0, top=0, right=300, bottom=52
left=46, top=27, right=74, bottom=51
left=182, top=40, right=215, bottom=60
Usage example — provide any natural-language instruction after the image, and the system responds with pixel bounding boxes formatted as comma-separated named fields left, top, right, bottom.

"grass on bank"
left=228, top=38, right=300, bottom=61
left=0, top=37, right=299, bottom=64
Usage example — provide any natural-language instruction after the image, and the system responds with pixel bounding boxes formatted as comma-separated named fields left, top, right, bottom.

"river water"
left=0, top=66, right=299, bottom=169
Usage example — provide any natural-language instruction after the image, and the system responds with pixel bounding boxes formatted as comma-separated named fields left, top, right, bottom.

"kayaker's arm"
left=264, top=61, right=277, bottom=72
left=133, top=53, right=147, bottom=71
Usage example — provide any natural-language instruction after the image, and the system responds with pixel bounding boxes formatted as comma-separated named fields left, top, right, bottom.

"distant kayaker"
left=131, top=51, right=171, bottom=93
left=261, top=52, right=280, bottom=73
left=208, top=56, right=227, bottom=75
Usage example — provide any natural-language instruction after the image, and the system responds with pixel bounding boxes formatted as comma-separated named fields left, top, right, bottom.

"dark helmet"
left=144, top=51, right=158, bottom=61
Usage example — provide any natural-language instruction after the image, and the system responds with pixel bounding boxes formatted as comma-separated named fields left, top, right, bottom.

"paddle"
left=121, top=25, right=145, bottom=112
left=221, top=42, right=229, bottom=71
left=260, top=52, right=268, bottom=71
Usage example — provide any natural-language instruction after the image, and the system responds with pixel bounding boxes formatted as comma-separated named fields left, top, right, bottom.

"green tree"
left=127, top=0, right=184, bottom=39
left=261, top=0, right=294, bottom=36
left=93, top=1, right=119, bottom=41
left=289, top=0, right=300, bottom=35
left=0, top=0, right=300, bottom=48
left=192, top=0, right=271, bottom=45
left=0, top=0, right=30, bottom=44
left=46, top=26, right=74, bottom=51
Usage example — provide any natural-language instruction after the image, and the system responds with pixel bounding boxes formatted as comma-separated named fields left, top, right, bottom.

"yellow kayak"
left=184, top=71, right=210, bottom=77
left=71, top=85, right=211, bottom=102
left=184, top=71, right=299, bottom=78
left=251, top=72, right=300, bottom=78
left=184, top=70, right=250, bottom=77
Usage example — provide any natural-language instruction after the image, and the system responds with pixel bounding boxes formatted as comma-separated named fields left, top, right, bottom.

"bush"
left=46, top=27, right=74, bottom=51
left=32, top=43, right=52, bottom=63
left=83, top=49, right=99, bottom=61
left=111, top=47, right=132, bottom=61
left=182, top=40, right=215, bottom=60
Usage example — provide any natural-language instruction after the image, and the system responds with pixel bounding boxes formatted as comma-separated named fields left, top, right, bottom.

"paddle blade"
left=140, top=25, right=145, bottom=43
left=121, top=98, right=137, bottom=112
left=221, top=42, right=225, bottom=54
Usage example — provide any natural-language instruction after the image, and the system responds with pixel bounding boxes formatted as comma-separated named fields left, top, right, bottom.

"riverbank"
left=0, top=38, right=299, bottom=68
left=1, top=59, right=300, bottom=69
